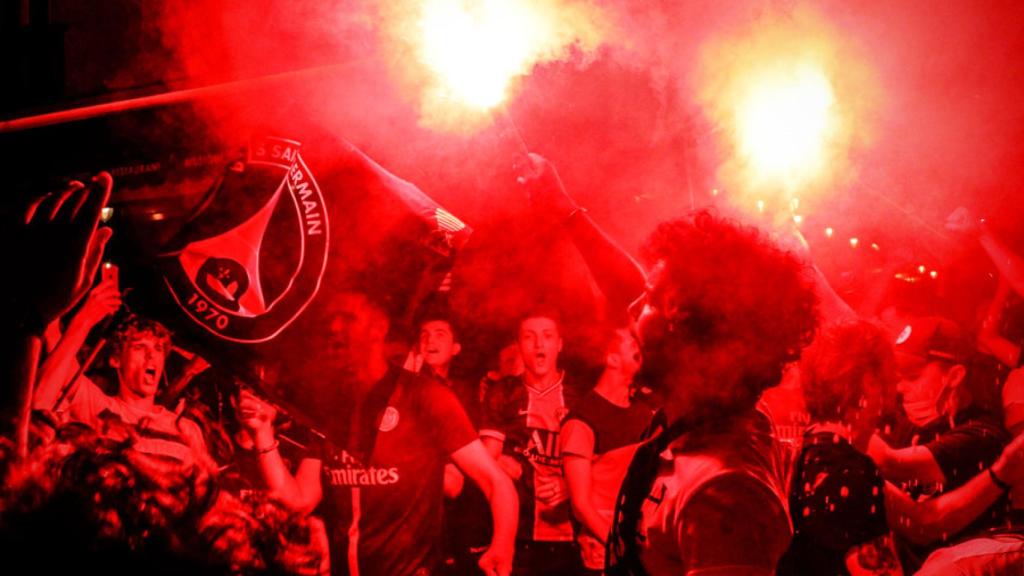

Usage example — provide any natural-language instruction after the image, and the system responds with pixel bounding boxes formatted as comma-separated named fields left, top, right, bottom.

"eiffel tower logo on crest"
left=161, top=136, right=329, bottom=343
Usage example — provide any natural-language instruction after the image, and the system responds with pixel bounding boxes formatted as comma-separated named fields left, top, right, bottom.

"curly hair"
left=801, top=319, right=896, bottom=422
left=640, top=210, right=818, bottom=415
left=109, top=315, right=172, bottom=358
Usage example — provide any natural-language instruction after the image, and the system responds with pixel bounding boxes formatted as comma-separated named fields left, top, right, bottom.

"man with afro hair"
left=608, top=210, right=817, bottom=575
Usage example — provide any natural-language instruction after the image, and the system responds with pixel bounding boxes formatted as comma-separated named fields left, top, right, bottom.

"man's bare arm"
left=868, top=434, right=946, bottom=485
left=452, top=439, right=518, bottom=576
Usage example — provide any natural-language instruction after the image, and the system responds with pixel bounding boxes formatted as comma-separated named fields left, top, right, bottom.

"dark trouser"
left=512, top=540, right=584, bottom=576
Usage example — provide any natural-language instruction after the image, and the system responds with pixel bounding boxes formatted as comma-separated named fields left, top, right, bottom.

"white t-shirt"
left=63, top=376, right=208, bottom=469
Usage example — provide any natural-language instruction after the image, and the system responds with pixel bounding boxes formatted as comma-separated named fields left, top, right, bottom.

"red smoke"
left=79, top=0, right=1024, bottom=331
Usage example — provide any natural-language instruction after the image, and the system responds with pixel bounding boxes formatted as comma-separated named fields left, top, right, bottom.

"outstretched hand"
left=513, top=153, right=579, bottom=221
left=20, top=173, right=113, bottom=329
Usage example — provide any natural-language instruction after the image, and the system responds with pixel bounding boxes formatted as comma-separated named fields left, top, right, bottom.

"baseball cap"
left=893, top=316, right=969, bottom=365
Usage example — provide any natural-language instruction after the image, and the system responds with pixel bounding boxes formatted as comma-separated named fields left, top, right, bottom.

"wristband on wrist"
left=989, top=467, right=1011, bottom=492
left=256, top=440, right=280, bottom=455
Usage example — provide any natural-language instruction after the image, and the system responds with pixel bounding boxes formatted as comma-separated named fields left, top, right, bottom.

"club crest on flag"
left=161, top=136, right=329, bottom=343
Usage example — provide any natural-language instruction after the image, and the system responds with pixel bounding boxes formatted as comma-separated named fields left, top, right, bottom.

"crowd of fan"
left=2, top=159, right=1024, bottom=576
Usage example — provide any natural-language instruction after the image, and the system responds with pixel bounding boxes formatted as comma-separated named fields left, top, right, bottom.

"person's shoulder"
left=681, top=472, right=790, bottom=534
left=561, top=371, right=591, bottom=404
left=957, top=405, right=1006, bottom=426
left=952, top=406, right=1010, bottom=440
left=571, top=388, right=603, bottom=412
left=626, top=396, right=656, bottom=421
left=677, top=472, right=791, bottom=567
left=561, top=403, right=596, bottom=432
left=690, top=470, right=788, bottom=509
left=484, top=374, right=524, bottom=401
left=399, top=368, right=463, bottom=405
left=399, top=367, right=441, bottom=391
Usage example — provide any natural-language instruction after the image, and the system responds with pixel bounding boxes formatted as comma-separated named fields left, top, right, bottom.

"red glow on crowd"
left=3, top=2, right=1024, bottom=575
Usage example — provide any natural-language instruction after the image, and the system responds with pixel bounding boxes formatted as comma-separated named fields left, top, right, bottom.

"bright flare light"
left=395, top=0, right=605, bottom=130
left=418, top=0, right=540, bottom=110
left=736, top=67, right=836, bottom=186
left=695, top=6, right=879, bottom=218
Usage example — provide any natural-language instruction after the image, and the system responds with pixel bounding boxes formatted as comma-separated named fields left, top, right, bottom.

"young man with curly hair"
left=612, top=211, right=819, bottom=575
left=35, top=310, right=209, bottom=470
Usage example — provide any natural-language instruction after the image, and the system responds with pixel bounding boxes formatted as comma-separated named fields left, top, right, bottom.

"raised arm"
left=976, top=277, right=1021, bottom=369
left=884, top=431, right=1024, bottom=545
left=947, top=207, right=1024, bottom=297
left=237, top=390, right=322, bottom=514
left=8, top=173, right=112, bottom=457
left=560, top=419, right=611, bottom=543
left=867, top=433, right=946, bottom=485
left=33, top=276, right=121, bottom=411
left=514, top=153, right=646, bottom=311
left=775, top=223, right=856, bottom=324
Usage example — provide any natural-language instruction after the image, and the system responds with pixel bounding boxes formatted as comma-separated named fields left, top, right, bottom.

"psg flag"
left=157, top=132, right=472, bottom=360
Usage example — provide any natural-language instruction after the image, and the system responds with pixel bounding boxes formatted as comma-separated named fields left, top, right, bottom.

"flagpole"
left=0, top=60, right=368, bottom=133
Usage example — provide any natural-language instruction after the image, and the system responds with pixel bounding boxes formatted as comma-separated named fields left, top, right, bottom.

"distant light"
left=790, top=197, right=800, bottom=211
left=870, top=243, right=880, bottom=251
left=150, top=212, right=165, bottom=221
left=711, top=188, right=720, bottom=197
left=100, top=207, right=114, bottom=222
left=793, top=214, right=803, bottom=225
left=918, top=265, right=926, bottom=274
left=930, top=270, right=938, bottom=279
left=825, top=227, right=834, bottom=238
left=849, top=237, right=859, bottom=248
left=756, top=199, right=766, bottom=213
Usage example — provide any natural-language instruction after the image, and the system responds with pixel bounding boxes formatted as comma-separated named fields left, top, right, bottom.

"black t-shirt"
left=319, top=367, right=477, bottom=576
left=778, top=430, right=888, bottom=576
left=895, top=405, right=1011, bottom=571
left=920, top=408, right=1008, bottom=492
left=562, top=390, right=653, bottom=456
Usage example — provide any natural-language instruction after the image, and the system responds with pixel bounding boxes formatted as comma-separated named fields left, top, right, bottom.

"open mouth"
left=144, top=367, right=157, bottom=380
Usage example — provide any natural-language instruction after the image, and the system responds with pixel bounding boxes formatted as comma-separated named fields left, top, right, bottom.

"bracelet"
left=255, top=440, right=280, bottom=455
left=989, top=467, right=1011, bottom=492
